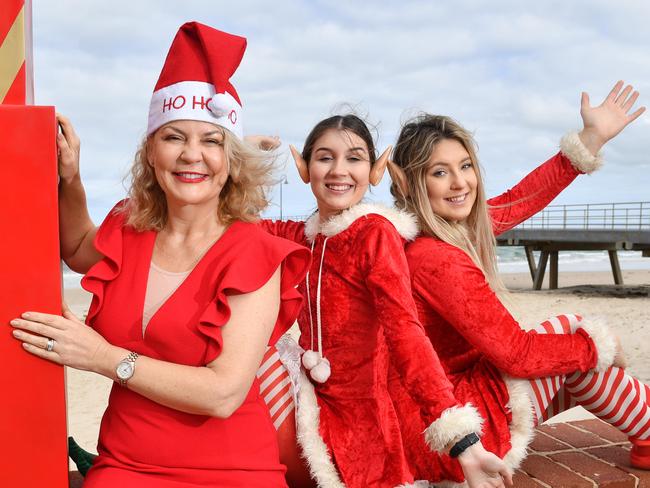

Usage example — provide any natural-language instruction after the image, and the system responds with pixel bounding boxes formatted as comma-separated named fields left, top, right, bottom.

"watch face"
left=117, top=361, right=133, bottom=380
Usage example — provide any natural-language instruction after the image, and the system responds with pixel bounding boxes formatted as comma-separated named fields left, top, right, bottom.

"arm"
left=57, top=115, right=102, bottom=273
left=12, top=267, right=281, bottom=418
left=489, top=81, right=645, bottom=235
left=259, top=218, right=308, bottom=245
left=412, top=242, right=617, bottom=377
left=360, top=220, right=483, bottom=449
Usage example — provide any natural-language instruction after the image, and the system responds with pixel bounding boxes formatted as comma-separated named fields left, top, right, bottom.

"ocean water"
left=61, top=248, right=650, bottom=289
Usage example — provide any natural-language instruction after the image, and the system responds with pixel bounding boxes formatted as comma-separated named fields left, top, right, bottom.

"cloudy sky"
left=32, top=0, right=649, bottom=222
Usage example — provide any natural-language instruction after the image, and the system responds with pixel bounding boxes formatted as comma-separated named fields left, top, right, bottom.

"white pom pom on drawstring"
left=310, top=357, right=331, bottom=383
left=302, top=350, right=320, bottom=370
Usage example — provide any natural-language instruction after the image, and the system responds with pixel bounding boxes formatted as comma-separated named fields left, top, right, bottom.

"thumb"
left=581, top=91, right=590, bottom=111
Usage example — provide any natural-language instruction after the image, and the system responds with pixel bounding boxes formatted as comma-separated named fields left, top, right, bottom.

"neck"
left=163, top=200, right=226, bottom=241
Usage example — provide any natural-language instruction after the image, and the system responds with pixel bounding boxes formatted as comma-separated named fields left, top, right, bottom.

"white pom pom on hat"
left=147, top=21, right=246, bottom=139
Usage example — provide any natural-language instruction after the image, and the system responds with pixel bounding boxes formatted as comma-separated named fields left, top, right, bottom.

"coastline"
left=63, top=268, right=650, bottom=454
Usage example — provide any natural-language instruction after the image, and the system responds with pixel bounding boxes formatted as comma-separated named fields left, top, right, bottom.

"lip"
left=325, top=183, right=355, bottom=194
left=173, top=171, right=209, bottom=183
left=444, top=193, right=469, bottom=206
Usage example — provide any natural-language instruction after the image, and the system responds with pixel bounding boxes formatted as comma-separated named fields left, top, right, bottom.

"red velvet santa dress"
left=81, top=201, right=311, bottom=488
left=262, top=204, right=483, bottom=488
left=390, top=133, right=619, bottom=486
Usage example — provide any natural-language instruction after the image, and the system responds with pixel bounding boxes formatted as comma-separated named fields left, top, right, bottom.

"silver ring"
left=46, top=338, right=55, bottom=352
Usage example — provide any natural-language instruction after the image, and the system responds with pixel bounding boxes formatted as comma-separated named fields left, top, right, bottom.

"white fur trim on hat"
left=304, top=202, right=419, bottom=243
left=577, top=316, right=617, bottom=372
left=559, top=131, right=603, bottom=174
left=423, top=404, right=484, bottom=453
left=295, top=372, right=344, bottom=488
left=147, top=81, right=243, bottom=138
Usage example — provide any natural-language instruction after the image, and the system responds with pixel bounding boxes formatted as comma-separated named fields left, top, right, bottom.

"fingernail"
left=10, top=319, right=19, bottom=326
left=22, top=312, right=32, bottom=318
left=12, top=330, right=20, bottom=337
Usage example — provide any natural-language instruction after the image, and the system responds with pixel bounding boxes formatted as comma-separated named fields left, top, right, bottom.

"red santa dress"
left=80, top=201, right=311, bottom=488
left=263, top=204, right=483, bottom=488
left=390, top=138, right=618, bottom=486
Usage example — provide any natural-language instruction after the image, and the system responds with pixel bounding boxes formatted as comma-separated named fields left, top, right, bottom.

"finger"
left=56, top=113, right=80, bottom=147
left=21, top=342, right=62, bottom=364
left=502, top=468, right=514, bottom=487
left=615, top=85, right=633, bottom=106
left=12, top=328, right=52, bottom=349
left=21, top=311, right=68, bottom=330
left=10, top=318, right=62, bottom=339
left=621, top=91, right=640, bottom=112
left=627, top=106, right=646, bottom=123
left=605, top=80, right=624, bottom=103
left=581, top=91, right=590, bottom=111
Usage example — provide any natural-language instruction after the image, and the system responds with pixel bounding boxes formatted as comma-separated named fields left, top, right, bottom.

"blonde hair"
left=121, top=127, right=276, bottom=231
left=390, top=114, right=504, bottom=292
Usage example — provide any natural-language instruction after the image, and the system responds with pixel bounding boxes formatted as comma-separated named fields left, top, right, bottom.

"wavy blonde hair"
left=390, top=114, right=504, bottom=292
left=120, top=126, right=276, bottom=231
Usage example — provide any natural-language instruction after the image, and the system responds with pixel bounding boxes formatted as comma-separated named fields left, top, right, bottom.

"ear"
left=369, top=146, right=392, bottom=186
left=290, top=144, right=310, bottom=183
left=386, top=160, right=410, bottom=198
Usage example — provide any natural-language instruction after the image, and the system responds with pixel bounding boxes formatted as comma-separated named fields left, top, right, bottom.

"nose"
left=449, top=170, right=467, bottom=190
left=328, top=157, right=347, bottom=177
left=179, top=140, right=202, bottom=164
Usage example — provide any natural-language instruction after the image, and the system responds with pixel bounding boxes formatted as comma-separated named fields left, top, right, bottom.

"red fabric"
left=488, top=152, right=580, bottom=235
left=263, top=215, right=460, bottom=488
left=392, top=152, right=595, bottom=483
left=81, top=202, right=310, bottom=487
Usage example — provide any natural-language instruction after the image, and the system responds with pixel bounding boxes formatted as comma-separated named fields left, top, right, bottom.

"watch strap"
left=449, top=432, right=480, bottom=458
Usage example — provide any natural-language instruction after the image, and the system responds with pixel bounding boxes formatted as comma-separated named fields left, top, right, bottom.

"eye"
left=431, top=169, right=446, bottom=177
left=461, top=162, right=473, bottom=170
left=348, top=156, right=362, bottom=162
left=204, top=138, right=223, bottom=146
left=163, top=134, right=183, bottom=142
left=317, top=156, right=333, bottom=162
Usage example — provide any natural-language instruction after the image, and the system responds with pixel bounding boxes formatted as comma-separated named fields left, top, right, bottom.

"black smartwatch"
left=449, top=432, right=480, bottom=458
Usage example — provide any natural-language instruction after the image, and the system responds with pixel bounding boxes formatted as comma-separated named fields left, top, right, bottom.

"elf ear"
left=369, top=146, right=392, bottom=186
left=289, top=145, right=310, bottom=183
left=387, top=160, right=410, bottom=199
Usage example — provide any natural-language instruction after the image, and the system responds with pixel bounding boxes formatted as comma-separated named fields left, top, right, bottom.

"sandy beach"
left=64, top=268, right=650, bottom=456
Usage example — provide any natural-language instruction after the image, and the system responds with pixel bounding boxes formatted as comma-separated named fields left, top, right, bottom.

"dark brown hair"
left=302, top=115, right=377, bottom=165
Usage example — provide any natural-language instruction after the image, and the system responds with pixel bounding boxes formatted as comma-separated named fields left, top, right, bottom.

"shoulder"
left=407, top=236, right=479, bottom=277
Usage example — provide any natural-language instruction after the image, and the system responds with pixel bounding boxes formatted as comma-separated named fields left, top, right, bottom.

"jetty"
left=497, top=202, right=650, bottom=289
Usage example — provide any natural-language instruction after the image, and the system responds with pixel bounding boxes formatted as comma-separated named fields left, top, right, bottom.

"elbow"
left=207, top=388, right=247, bottom=419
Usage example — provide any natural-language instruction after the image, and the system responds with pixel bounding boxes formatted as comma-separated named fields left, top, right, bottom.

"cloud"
left=31, top=0, right=650, bottom=221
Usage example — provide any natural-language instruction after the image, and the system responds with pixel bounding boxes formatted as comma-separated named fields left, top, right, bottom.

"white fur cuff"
left=559, top=131, right=603, bottom=174
left=578, top=316, right=617, bottom=372
left=423, top=404, right=483, bottom=453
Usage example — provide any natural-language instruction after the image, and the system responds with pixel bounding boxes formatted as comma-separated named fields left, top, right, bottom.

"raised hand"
left=458, top=441, right=514, bottom=488
left=56, top=114, right=81, bottom=183
left=244, top=134, right=281, bottom=151
left=579, top=80, right=646, bottom=155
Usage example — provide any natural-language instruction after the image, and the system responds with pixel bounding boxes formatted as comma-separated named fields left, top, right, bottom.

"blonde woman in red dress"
left=386, top=81, right=650, bottom=485
left=10, top=22, right=310, bottom=487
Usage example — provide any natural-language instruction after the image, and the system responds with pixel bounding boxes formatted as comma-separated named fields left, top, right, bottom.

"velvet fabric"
left=263, top=208, right=461, bottom=488
left=81, top=201, right=311, bottom=487
left=391, top=151, right=605, bottom=484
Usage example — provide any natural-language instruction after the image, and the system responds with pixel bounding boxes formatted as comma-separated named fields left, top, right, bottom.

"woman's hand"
left=457, top=441, right=514, bottom=488
left=579, top=80, right=645, bottom=156
left=56, top=114, right=81, bottom=183
left=244, top=134, right=281, bottom=151
left=10, top=304, right=113, bottom=373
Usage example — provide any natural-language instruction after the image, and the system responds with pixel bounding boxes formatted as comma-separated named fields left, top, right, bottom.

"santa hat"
left=147, top=22, right=246, bottom=138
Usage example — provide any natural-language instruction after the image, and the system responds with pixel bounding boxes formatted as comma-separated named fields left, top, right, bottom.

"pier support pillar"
left=533, top=251, right=549, bottom=290
left=608, top=250, right=624, bottom=285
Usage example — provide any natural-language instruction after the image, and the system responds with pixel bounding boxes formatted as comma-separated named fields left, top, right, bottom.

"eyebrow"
left=314, top=146, right=368, bottom=154
left=162, top=126, right=222, bottom=137
left=431, top=157, right=472, bottom=167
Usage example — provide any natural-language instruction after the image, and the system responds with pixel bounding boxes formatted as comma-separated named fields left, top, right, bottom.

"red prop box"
left=0, top=105, right=68, bottom=486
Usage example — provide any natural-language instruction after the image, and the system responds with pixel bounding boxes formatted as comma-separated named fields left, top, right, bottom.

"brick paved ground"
left=68, top=419, right=648, bottom=487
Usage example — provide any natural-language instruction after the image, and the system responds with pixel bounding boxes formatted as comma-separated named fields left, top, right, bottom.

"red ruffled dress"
left=263, top=204, right=482, bottom=488
left=80, top=202, right=311, bottom=488
left=390, top=144, right=617, bottom=485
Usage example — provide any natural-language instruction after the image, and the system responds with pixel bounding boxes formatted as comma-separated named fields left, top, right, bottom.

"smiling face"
left=147, top=120, right=229, bottom=210
left=308, top=128, right=372, bottom=221
left=424, top=138, right=478, bottom=223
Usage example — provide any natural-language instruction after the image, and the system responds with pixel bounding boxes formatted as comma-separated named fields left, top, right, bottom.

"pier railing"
left=516, top=201, right=650, bottom=230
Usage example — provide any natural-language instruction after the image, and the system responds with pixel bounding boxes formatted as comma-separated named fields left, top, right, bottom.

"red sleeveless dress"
left=81, top=202, right=311, bottom=487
